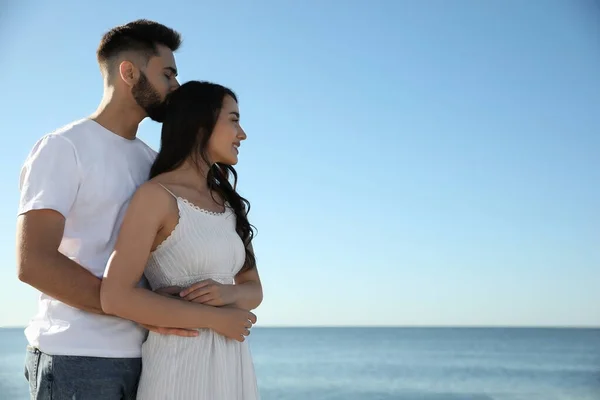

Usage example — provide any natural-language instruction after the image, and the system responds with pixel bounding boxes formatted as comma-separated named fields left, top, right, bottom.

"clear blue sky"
left=1, top=0, right=598, bottom=328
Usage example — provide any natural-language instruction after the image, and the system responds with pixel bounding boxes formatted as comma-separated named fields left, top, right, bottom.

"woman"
left=101, top=80, right=262, bottom=399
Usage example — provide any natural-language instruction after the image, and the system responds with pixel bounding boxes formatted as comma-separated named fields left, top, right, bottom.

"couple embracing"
left=17, top=19, right=262, bottom=400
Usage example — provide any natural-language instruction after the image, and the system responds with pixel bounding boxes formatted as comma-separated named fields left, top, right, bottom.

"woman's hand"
left=154, top=285, right=182, bottom=298
left=211, top=307, right=257, bottom=342
left=178, top=279, right=238, bottom=306
left=154, top=283, right=256, bottom=341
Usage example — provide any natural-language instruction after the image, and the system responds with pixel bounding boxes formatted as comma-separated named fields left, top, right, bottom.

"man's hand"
left=178, top=279, right=238, bottom=307
left=140, top=323, right=199, bottom=337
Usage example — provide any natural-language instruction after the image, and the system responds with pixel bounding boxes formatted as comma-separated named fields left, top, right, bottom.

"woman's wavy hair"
left=149, top=80, right=256, bottom=273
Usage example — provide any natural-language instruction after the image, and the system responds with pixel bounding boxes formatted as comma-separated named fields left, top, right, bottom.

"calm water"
left=0, top=327, right=599, bottom=399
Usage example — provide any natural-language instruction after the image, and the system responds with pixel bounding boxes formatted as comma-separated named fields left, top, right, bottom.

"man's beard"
left=132, top=72, right=168, bottom=122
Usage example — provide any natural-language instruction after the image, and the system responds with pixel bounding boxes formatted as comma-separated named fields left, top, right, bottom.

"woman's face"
left=207, top=95, right=246, bottom=165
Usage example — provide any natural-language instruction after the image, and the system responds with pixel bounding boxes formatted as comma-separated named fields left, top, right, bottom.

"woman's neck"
left=170, top=159, right=212, bottom=192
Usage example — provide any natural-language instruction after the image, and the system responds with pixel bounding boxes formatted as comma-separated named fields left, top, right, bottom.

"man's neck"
left=90, top=91, right=145, bottom=140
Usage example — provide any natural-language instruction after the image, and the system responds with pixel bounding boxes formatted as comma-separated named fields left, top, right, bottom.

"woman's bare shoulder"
left=129, top=180, right=177, bottom=215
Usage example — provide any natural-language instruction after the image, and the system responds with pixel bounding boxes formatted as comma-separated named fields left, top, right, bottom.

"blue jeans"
left=24, top=346, right=142, bottom=399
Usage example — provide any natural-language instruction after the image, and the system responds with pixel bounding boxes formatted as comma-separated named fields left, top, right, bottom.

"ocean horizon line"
left=1, top=324, right=599, bottom=330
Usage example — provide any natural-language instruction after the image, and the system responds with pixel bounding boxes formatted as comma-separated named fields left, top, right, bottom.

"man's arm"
left=16, top=209, right=105, bottom=314
left=16, top=135, right=104, bottom=313
left=15, top=135, right=199, bottom=336
left=16, top=207, right=201, bottom=336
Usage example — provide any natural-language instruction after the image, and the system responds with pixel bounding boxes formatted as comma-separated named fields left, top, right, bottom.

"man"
left=16, top=19, right=194, bottom=399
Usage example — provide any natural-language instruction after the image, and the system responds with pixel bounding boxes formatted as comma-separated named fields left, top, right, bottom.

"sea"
left=0, top=327, right=598, bottom=399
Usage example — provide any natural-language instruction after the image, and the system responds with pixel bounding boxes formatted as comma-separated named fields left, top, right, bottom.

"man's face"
left=131, top=45, right=179, bottom=122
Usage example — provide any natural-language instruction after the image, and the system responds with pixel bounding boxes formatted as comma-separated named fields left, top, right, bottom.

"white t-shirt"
left=18, top=118, right=157, bottom=358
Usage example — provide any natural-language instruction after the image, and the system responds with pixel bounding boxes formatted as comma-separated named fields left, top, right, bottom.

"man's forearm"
left=233, top=281, right=263, bottom=310
left=19, top=252, right=104, bottom=314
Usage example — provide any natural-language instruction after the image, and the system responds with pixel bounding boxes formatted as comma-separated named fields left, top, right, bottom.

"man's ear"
left=118, top=60, right=139, bottom=87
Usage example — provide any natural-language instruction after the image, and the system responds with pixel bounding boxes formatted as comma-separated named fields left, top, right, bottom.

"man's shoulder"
left=134, top=137, right=158, bottom=159
left=27, top=120, right=88, bottom=157
left=32, top=119, right=92, bottom=151
left=45, top=118, right=91, bottom=140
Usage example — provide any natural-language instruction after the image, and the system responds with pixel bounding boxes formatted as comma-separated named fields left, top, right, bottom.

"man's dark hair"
left=96, top=19, right=181, bottom=68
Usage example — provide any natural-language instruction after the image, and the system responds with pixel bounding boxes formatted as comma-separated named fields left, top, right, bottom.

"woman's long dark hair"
left=149, top=80, right=256, bottom=273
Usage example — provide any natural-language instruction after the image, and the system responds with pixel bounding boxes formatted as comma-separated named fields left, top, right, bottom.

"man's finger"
left=142, top=324, right=199, bottom=337
left=161, top=328, right=199, bottom=337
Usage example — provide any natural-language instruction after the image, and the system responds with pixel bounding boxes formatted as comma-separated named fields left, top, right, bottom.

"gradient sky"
left=1, top=0, right=598, bottom=327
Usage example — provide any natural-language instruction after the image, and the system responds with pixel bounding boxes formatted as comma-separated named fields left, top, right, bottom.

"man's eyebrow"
left=164, top=66, right=178, bottom=76
left=230, top=111, right=240, bottom=118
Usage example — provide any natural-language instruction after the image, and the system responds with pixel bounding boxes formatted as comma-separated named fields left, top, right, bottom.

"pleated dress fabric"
left=135, top=185, right=259, bottom=400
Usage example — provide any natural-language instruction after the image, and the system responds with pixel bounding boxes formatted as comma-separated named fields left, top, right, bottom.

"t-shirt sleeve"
left=18, top=134, right=81, bottom=218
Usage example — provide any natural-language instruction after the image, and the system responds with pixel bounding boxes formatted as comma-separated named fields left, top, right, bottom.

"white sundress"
left=135, top=185, right=259, bottom=400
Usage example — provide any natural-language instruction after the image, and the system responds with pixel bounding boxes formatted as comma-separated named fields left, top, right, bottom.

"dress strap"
left=157, top=183, right=178, bottom=199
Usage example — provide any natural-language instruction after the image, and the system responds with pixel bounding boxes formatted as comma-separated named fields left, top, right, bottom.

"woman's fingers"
left=183, top=288, right=212, bottom=302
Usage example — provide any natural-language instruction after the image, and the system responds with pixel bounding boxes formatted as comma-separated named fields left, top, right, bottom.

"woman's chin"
left=217, top=156, right=238, bottom=166
left=227, top=152, right=239, bottom=165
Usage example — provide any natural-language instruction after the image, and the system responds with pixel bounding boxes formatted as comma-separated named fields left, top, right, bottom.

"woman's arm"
left=232, top=264, right=263, bottom=310
left=100, top=183, right=256, bottom=340
left=177, top=244, right=263, bottom=311
left=232, top=243, right=263, bottom=310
